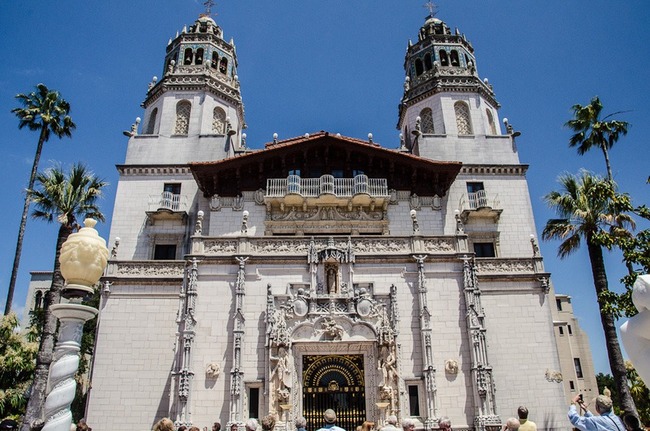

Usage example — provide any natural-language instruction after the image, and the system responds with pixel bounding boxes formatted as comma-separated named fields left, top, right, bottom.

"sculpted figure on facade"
left=270, top=346, right=293, bottom=403
left=378, top=345, right=398, bottom=388
left=320, top=316, right=344, bottom=340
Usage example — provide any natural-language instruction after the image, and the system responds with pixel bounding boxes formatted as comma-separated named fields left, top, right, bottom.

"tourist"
left=438, top=417, right=452, bottom=431
left=262, top=415, right=276, bottom=431
left=245, top=419, right=259, bottom=431
left=295, top=417, right=307, bottom=431
left=316, top=409, right=346, bottom=431
left=503, top=418, right=520, bottom=431
left=188, top=427, right=200, bottom=431
left=213, top=423, right=222, bottom=431
left=231, top=423, right=239, bottom=431
left=622, top=413, right=643, bottom=431
left=401, top=418, right=415, bottom=431
left=383, top=416, right=399, bottom=431
left=361, top=421, right=375, bottom=431
left=517, top=407, right=537, bottom=431
left=152, top=418, right=174, bottom=431
left=177, top=427, right=187, bottom=431
left=568, top=394, right=624, bottom=431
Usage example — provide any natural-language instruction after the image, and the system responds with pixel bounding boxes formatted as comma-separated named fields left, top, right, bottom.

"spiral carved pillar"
left=42, top=219, right=108, bottom=431
left=42, top=305, right=98, bottom=431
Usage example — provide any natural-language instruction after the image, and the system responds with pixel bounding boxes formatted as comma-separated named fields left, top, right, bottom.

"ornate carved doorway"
left=303, top=355, right=366, bottom=431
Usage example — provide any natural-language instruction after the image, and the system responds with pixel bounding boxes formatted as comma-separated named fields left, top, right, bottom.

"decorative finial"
left=423, top=1, right=438, bottom=17
left=203, top=0, right=215, bottom=16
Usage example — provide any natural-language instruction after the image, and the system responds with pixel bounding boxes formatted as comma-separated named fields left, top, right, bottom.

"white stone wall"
left=108, top=172, right=198, bottom=259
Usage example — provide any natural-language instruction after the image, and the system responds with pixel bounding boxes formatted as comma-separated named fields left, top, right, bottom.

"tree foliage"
left=0, top=313, right=38, bottom=419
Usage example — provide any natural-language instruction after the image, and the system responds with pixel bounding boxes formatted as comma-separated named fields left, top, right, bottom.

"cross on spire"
left=423, top=1, right=438, bottom=17
left=203, top=0, right=215, bottom=16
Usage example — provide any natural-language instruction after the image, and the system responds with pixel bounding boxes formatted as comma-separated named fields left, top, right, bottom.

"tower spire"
left=423, top=1, right=438, bottom=18
left=202, top=0, right=215, bottom=17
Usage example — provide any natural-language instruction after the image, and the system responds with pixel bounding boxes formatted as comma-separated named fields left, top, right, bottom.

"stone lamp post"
left=42, top=219, right=109, bottom=431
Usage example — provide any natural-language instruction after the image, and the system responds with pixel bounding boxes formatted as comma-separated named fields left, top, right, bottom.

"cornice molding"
left=116, top=165, right=192, bottom=176
left=459, top=165, right=529, bottom=176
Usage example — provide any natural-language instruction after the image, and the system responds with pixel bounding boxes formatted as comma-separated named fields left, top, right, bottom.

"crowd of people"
left=2, top=394, right=643, bottom=431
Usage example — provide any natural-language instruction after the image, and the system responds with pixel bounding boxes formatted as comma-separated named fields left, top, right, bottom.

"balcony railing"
left=266, top=175, right=388, bottom=198
left=148, top=192, right=188, bottom=212
left=467, top=190, right=491, bottom=209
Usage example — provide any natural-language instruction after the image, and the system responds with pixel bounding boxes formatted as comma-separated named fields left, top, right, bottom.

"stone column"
left=42, top=219, right=108, bottom=431
left=461, top=257, right=500, bottom=431
left=413, top=255, right=438, bottom=428
left=229, top=256, right=249, bottom=423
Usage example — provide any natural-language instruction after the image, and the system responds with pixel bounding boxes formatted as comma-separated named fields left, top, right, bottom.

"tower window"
left=424, top=53, right=433, bottom=71
left=454, top=101, right=473, bottom=135
left=183, top=48, right=193, bottom=65
left=408, top=385, right=420, bottom=416
left=212, top=107, right=227, bottom=134
left=569, top=380, right=575, bottom=391
left=450, top=50, right=460, bottom=66
left=574, top=358, right=583, bottom=378
left=211, top=51, right=219, bottom=68
left=145, top=108, right=158, bottom=135
left=473, top=242, right=495, bottom=258
left=439, top=50, right=449, bottom=66
left=568, top=325, right=573, bottom=335
left=174, top=101, right=191, bottom=135
left=219, top=57, right=228, bottom=74
left=486, top=109, right=496, bottom=135
left=415, top=58, right=424, bottom=76
left=34, top=291, right=43, bottom=310
left=153, top=244, right=177, bottom=260
left=420, top=108, right=434, bottom=134
left=195, top=48, right=204, bottom=65
left=556, top=298, right=562, bottom=311
left=558, top=326, right=564, bottom=335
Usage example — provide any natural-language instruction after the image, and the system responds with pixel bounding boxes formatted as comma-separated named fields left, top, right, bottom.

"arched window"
left=420, top=108, right=434, bottom=134
left=415, top=59, right=424, bottom=76
left=34, top=291, right=43, bottom=309
left=175, top=101, right=191, bottom=135
left=439, top=50, right=449, bottom=66
left=219, top=57, right=228, bottom=74
left=145, top=108, right=158, bottom=134
left=450, top=50, right=460, bottom=66
left=486, top=109, right=496, bottom=135
left=211, top=51, right=219, bottom=68
left=454, top=101, right=473, bottom=135
left=212, top=107, right=227, bottom=134
left=424, top=53, right=433, bottom=71
left=183, top=48, right=193, bottom=65
left=195, top=48, right=204, bottom=65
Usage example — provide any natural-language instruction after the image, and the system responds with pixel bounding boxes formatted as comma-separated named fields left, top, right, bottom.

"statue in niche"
left=378, top=344, right=398, bottom=387
left=270, top=346, right=293, bottom=401
left=326, top=265, right=339, bottom=294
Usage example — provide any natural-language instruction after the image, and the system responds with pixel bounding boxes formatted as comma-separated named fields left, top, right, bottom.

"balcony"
left=146, top=192, right=189, bottom=224
left=459, top=190, right=502, bottom=223
left=265, top=174, right=389, bottom=208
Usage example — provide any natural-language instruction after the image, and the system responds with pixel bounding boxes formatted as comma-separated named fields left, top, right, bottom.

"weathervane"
left=203, top=0, right=215, bottom=16
left=423, top=1, right=438, bottom=17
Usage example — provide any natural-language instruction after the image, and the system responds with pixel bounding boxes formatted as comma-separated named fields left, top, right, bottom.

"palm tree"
left=20, top=163, right=106, bottom=431
left=5, top=83, right=76, bottom=316
left=543, top=170, right=637, bottom=416
left=566, top=96, right=629, bottom=182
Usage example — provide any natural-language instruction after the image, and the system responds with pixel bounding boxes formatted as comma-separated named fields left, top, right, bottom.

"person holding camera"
left=568, top=394, right=624, bottom=431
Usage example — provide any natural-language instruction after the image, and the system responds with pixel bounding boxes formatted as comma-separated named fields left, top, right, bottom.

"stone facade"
left=85, top=12, right=570, bottom=431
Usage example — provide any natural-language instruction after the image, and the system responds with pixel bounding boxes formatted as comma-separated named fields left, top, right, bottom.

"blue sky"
left=0, top=1, right=648, bottom=376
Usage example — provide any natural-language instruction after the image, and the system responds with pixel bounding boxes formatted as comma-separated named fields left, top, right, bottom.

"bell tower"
left=125, top=9, right=246, bottom=165
left=397, top=10, right=519, bottom=165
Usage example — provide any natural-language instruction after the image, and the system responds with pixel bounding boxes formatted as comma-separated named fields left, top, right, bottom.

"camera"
left=578, top=394, right=584, bottom=403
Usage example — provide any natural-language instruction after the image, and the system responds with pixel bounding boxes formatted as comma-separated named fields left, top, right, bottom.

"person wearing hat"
left=316, top=409, right=346, bottom=431
left=0, top=419, right=18, bottom=431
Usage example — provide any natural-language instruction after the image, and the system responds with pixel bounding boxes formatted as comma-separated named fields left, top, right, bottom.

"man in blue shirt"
left=568, top=394, right=624, bottom=431
left=316, top=409, right=346, bottom=431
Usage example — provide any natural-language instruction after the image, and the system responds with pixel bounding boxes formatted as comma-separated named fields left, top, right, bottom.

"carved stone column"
left=462, top=257, right=500, bottom=431
left=229, top=256, right=249, bottom=422
left=413, top=255, right=438, bottom=428
left=174, top=258, right=198, bottom=426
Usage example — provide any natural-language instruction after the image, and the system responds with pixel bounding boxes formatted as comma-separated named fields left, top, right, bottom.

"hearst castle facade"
left=81, top=10, right=588, bottom=431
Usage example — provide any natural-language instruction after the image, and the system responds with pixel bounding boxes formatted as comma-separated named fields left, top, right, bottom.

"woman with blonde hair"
left=152, top=418, right=174, bottom=431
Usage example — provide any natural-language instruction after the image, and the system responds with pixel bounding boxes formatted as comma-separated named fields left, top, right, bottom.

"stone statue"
left=327, top=266, right=338, bottom=294
left=206, top=362, right=221, bottom=379
left=445, top=359, right=459, bottom=375
left=620, top=274, right=650, bottom=386
left=378, top=345, right=398, bottom=387
left=270, top=346, right=293, bottom=394
left=321, top=317, right=344, bottom=340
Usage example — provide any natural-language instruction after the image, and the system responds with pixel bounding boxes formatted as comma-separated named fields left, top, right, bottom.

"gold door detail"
left=303, top=355, right=366, bottom=431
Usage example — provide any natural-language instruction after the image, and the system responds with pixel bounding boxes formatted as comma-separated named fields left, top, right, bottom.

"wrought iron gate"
left=303, top=355, right=366, bottom=431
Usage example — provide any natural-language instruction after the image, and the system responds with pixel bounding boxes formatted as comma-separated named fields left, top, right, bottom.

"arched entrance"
left=303, top=355, right=366, bottom=431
